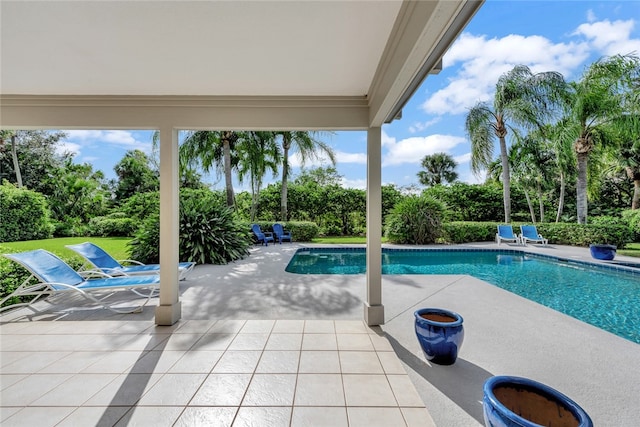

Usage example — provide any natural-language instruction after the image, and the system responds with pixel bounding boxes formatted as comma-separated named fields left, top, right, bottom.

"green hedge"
left=442, top=222, right=633, bottom=248
left=88, top=213, right=137, bottom=237
left=0, top=181, right=53, bottom=242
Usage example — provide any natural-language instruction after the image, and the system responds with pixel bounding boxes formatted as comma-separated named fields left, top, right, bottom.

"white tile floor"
left=0, top=319, right=435, bottom=427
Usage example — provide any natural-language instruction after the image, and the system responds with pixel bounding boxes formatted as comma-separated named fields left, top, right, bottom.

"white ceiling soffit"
left=0, top=0, right=482, bottom=127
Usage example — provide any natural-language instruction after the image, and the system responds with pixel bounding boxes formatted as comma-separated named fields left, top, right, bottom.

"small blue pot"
left=483, top=376, right=593, bottom=427
left=590, top=244, right=616, bottom=260
left=414, top=308, right=464, bottom=365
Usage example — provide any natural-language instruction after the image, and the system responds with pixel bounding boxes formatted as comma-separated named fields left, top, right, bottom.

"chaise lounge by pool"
left=286, top=248, right=640, bottom=344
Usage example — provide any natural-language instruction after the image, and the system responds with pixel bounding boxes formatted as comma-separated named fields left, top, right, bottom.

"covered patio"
left=1, top=0, right=483, bottom=326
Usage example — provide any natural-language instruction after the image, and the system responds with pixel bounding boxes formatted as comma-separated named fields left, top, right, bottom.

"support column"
left=155, top=125, right=182, bottom=325
left=365, top=127, right=384, bottom=326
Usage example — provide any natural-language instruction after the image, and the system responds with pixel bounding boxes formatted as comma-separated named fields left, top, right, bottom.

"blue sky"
left=59, top=1, right=640, bottom=191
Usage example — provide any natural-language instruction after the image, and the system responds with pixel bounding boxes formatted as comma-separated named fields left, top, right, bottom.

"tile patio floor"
left=2, top=242, right=640, bottom=426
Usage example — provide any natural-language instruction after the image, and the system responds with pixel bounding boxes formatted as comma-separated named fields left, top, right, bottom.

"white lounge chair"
left=519, top=225, right=548, bottom=246
left=1, top=249, right=161, bottom=314
left=66, top=242, right=195, bottom=280
left=496, top=225, right=521, bottom=245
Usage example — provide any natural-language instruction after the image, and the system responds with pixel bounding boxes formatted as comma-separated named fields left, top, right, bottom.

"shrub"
left=536, top=223, right=632, bottom=248
left=442, top=222, right=497, bottom=243
left=0, top=181, right=53, bottom=242
left=119, top=191, right=160, bottom=222
left=52, top=218, right=90, bottom=238
left=621, top=210, right=640, bottom=242
left=88, top=213, right=137, bottom=237
left=129, top=188, right=253, bottom=265
left=385, top=195, right=447, bottom=244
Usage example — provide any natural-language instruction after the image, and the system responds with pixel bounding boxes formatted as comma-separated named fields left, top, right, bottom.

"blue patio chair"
left=1, top=249, right=161, bottom=314
left=272, top=223, right=292, bottom=243
left=495, top=225, right=521, bottom=245
left=251, top=224, right=274, bottom=246
left=65, top=242, right=195, bottom=280
left=519, top=225, right=548, bottom=246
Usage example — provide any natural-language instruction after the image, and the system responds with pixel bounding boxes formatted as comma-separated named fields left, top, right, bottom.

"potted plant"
left=589, top=243, right=617, bottom=260
left=414, top=307, right=464, bottom=365
left=482, top=376, right=593, bottom=427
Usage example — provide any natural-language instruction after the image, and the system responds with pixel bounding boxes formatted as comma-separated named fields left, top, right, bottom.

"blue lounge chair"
left=272, top=223, right=292, bottom=243
left=519, top=225, right=548, bottom=246
left=65, top=242, right=195, bottom=280
left=251, top=224, right=274, bottom=246
left=496, top=225, right=521, bottom=245
left=1, top=250, right=161, bottom=314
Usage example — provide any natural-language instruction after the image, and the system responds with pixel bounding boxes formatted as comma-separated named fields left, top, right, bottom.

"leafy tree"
left=465, top=65, right=565, bottom=222
left=417, top=152, right=458, bottom=187
left=275, top=131, right=335, bottom=220
left=113, top=149, right=159, bottom=202
left=0, top=130, right=68, bottom=194
left=236, top=132, right=281, bottom=221
left=557, top=54, right=640, bottom=223
left=0, top=131, right=22, bottom=186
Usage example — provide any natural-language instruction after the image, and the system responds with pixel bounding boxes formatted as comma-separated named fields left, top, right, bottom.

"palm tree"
left=557, top=54, right=640, bottom=223
left=465, top=65, right=565, bottom=222
left=178, top=131, right=241, bottom=208
left=417, top=152, right=458, bottom=187
left=236, top=132, right=281, bottom=221
left=275, top=131, right=335, bottom=221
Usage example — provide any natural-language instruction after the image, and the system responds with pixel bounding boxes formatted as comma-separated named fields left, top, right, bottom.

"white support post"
left=155, top=125, right=182, bottom=325
left=365, top=127, right=384, bottom=326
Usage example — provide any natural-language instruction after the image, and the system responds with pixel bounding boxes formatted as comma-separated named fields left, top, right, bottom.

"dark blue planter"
left=414, top=308, right=464, bottom=365
left=590, top=244, right=617, bottom=260
left=483, top=376, right=593, bottom=427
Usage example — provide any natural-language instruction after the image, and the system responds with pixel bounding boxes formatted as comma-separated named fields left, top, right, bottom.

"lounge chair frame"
left=251, top=224, right=275, bottom=246
left=65, top=242, right=195, bottom=280
left=272, top=223, right=292, bottom=243
left=496, top=225, right=521, bottom=245
left=519, top=225, right=549, bottom=246
left=1, top=250, right=160, bottom=315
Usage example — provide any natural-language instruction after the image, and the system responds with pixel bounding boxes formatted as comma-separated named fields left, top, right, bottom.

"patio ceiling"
left=0, top=0, right=483, bottom=129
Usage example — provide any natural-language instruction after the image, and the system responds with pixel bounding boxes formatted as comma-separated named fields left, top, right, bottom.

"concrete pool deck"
left=1, top=242, right=639, bottom=426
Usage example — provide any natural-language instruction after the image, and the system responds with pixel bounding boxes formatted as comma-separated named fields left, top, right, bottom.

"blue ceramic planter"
left=590, top=244, right=617, bottom=260
left=483, top=376, right=593, bottom=427
left=414, top=308, right=464, bottom=365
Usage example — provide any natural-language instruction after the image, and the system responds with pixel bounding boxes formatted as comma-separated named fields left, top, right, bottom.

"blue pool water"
left=286, top=248, right=640, bottom=344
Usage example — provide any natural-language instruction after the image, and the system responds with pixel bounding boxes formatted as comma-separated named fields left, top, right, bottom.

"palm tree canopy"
left=417, top=152, right=458, bottom=187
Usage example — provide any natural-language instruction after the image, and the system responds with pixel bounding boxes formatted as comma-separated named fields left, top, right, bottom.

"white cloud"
left=422, top=32, right=591, bottom=115
left=382, top=134, right=466, bottom=166
left=340, top=177, right=366, bottom=189
left=62, top=130, right=151, bottom=152
left=288, top=149, right=366, bottom=168
left=454, top=152, right=471, bottom=165
left=55, top=141, right=81, bottom=156
left=574, top=19, right=640, bottom=56
left=586, top=9, right=597, bottom=23
left=408, top=117, right=441, bottom=133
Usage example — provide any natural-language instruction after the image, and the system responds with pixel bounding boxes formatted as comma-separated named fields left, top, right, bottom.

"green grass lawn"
left=0, top=237, right=131, bottom=261
left=618, top=242, right=640, bottom=258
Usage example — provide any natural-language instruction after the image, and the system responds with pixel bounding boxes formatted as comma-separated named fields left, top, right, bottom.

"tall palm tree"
left=417, top=152, right=458, bottom=187
left=557, top=54, right=640, bottom=223
left=465, top=65, right=565, bottom=222
left=275, top=131, right=335, bottom=221
left=236, top=132, right=281, bottom=221
left=179, top=131, right=241, bottom=208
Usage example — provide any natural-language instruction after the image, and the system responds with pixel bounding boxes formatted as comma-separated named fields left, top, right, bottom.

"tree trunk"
left=498, top=135, right=511, bottom=223
left=536, top=181, right=544, bottom=223
left=524, top=188, right=536, bottom=223
left=632, top=179, right=640, bottom=210
left=556, top=171, right=565, bottom=223
left=222, top=132, right=235, bottom=208
left=280, top=135, right=291, bottom=221
left=576, top=151, right=589, bottom=224
left=10, top=135, right=23, bottom=187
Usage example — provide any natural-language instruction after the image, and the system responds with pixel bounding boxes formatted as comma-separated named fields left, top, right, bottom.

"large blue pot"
left=483, top=376, right=593, bottom=427
left=589, top=244, right=616, bottom=260
left=414, top=308, right=464, bottom=365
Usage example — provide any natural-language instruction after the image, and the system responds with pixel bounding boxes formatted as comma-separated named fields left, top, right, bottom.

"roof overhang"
left=0, top=0, right=483, bottom=130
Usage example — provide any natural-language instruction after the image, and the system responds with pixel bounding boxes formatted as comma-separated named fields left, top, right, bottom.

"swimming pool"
left=286, top=248, right=640, bottom=344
